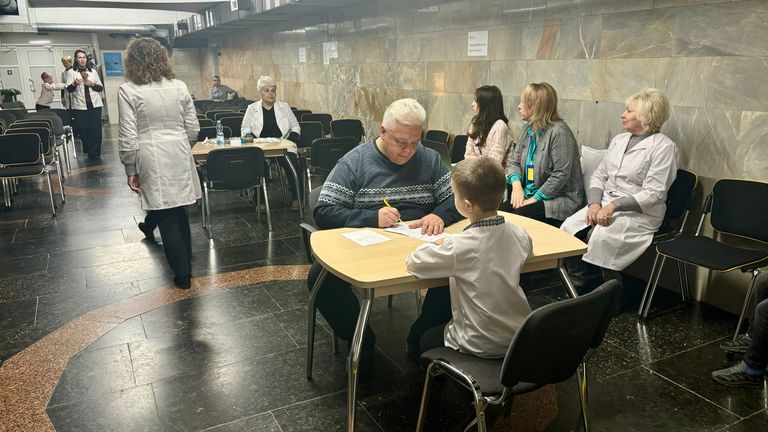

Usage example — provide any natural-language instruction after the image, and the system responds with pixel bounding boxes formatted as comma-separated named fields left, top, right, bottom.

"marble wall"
left=213, top=0, right=767, bottom=311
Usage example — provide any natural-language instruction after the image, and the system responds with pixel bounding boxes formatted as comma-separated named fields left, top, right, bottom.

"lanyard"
left=525, top=127, right=542, bottom=183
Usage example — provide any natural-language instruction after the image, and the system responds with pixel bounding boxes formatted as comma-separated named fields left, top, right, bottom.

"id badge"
left=526, top=163, right=534, bottom=181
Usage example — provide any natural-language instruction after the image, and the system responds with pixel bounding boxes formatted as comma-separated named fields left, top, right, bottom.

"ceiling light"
left=29, top=40, right=51, bottom=44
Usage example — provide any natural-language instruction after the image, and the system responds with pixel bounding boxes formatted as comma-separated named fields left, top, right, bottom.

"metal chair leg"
left=203, top=182, right=212, bottom=238
left=332, top=331, right=339, bottom=354
left=677, top=261, right=690, bottom=302
left=577, top=362, right=590, bottom=432
left=262, top=178, right=272, bottom=231
left=415, top=289, right=423, bottom=314
left=45, top=172, right=56, bottom=216
left=306, top=267, right=328, bottom=379
left=734, top=269, right=761, bottom=340
left=387, top=295, right=394, bottom=309
left=641, top=256, right=667, bottom=318
left=639, top=253, right=662, bottom=316
left=416, top=362, right=439, bottom=432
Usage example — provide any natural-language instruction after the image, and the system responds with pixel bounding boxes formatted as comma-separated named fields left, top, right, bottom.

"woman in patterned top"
left=463, top=85, right=514, bottom=170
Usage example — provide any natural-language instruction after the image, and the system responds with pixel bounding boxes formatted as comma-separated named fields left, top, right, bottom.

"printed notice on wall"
left=322, top=43, right=330, bottom=65
left=298, top=47, right=307, bottom=63
left=328, top=41, right=338, bottom=59
left=467, top=31, right=489, bottom=57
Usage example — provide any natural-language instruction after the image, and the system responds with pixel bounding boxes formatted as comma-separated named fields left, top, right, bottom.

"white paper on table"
left=342, top=230, right=391, bottom=246
left=383, top=223, right=447, bottom=243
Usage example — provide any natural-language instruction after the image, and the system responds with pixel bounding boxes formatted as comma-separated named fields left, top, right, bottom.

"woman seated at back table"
left=503, top=82, right=583, bottom=226
left=241, top=75, right=302, bottom=210
left=560, top=88, right=678, bottom=290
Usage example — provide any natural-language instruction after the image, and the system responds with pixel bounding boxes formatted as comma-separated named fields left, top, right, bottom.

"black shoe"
left=138, top=222, right=156, bottom=242
left=720, top=334, right=751, bottom=354
left=173, top=275, right=191, bottom=289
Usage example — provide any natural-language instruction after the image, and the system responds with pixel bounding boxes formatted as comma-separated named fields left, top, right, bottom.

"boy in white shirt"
left=36, top=72, right=67, bottom=111
left=406, top=157, right=533, bottom=358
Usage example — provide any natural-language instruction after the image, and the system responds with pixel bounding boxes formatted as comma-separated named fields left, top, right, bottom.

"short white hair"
left=382, top=98, right=426, bottom=130
left=257, top=75, right=276, bottom=93
left=626, top=88, right=670, bottom=133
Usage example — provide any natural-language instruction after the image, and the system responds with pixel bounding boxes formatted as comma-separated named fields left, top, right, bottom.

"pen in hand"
left=383, top=199, right=404, bottom=224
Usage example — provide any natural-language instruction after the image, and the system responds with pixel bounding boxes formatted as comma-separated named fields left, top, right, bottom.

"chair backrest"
left=215, top=111, right=244, bottom=121
left=302, top=113, right=332, bottom=135
left=206, top=147, right=266, bottom=189
left=1, top=102, right=26, bottom=112
left=27, top=112, right=64, bottom=134
left=660, top=169, right=698, bottom=231
left=330, top=119, right=364, bottom=142
left=48, top=108, right=73, bottom=127
left=0, top=112, right=17, bottom=127
left=0, top=118, right=6, bottom=134
left=500, top=280, right=620, bottom=387
left=298, top=121, right=324, bottom=149
left=12, top=120, right=52, bottom=131
left=220, top=116, right=244, bottom=137
left=6, top=127, right=52, bottom=154
left=711, top=179, right=768, bottom=243
left=3, top=109, right=26, bottom=120
left=198, top=126, right=232, bottom=141
left=425, top=129, right=449, bottom=144
left=193, top=99, right=211, bottom=112
left=451, top=134, right=468, bottom=163
left=421, top=139, right=450, bottom=167
left=205, top=109, right=234, bottom=120
left=0, top=133, right=41, bottom=166
left=310, top=137, right=358, bottom=174
left=198, top=118, right=214, bottom=128
left=292, top=109, right=312, bottom=120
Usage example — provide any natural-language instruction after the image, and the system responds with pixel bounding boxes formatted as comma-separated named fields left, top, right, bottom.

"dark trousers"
left=144, top=211, right=162, bottom=232
left=149, top=206, right=192, bottom=279
left=407, top=286, right=452, bottom=357
left=35, top=104, right=50, bottom=111
left=745, top=273, right=768, bottom=370
left=277, top=152, right=303, bottom=201
left=73, top=107, right=103, bottom=158
left=418, top=323, right=448, bottom=356
left=307, top=262, right=451, bottom=350
left=499, top=199, right=563, bottom=228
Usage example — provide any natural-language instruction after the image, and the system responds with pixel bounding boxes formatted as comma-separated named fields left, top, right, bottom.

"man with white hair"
left=309, top=98, right=461, bottom=373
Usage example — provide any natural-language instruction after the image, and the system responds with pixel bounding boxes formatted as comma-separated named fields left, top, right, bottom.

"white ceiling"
left=26, top=0, right=229, bottom=26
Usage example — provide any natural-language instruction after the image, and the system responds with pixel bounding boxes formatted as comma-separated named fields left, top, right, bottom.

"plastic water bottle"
left=215, top=120, right=224, bottom=145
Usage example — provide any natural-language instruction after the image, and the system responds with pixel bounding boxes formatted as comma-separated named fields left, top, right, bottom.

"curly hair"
left=125, top=37, right=175, bottom=85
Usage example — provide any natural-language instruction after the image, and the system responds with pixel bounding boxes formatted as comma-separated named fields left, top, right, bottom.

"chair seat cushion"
left=0, top=165, right=45, bottom=177
left=657, top=236, right=768, bottom=271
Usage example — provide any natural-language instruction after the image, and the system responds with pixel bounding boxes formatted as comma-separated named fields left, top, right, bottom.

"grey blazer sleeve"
left=538, top=123, right=579, bottom=199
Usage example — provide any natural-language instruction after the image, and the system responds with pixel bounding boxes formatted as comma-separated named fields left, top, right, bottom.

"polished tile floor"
left=0, top=126, right=766, bottom=431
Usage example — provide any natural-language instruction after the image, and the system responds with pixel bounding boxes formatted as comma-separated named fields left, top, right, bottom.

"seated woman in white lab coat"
left=560, top=88, right=678, bottom=289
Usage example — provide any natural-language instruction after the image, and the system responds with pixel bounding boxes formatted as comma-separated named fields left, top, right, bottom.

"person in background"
left=464, top=85, right=514, bottom=170
left=66, top=49, right=104, bottom=159
left=308, top=98, right=462, bottom=375
left=560, top=88, right=678, bottom=291
left=504, top=82, right=583, bottom=226
left=36, top=72, right=67, bottom=111
left=60, top=55, right=73, bottom=109
left=241, top=75, right=303, bottom=210
left=712, top=272, right=768, bottom=387
left=406, top=157, right=532, bottom=359
left=209, top=75, right=237, bottom=101
left=118, top=37, right=200, bottom=289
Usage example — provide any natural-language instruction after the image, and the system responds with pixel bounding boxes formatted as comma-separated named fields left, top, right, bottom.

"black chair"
left=451, top=134, right=468, bottom=163
left=1, top=101, right=27, bottom=112
left=202, top=147, right=272, bottom=234
left=198, top=126, right=232, bottom=141
left=214, top=111, right=244, bottom=122
left=302, top=113, right=332, bottom=136
left=297, top=121, right=324, bottom=192
left=3, top=109, right=26, bottom=121
left=196, top=114, right=207, bottom=120
left=330, top=119, right=365, bottom=142
left=421, top=139, right=450, bottom=167
left=220, top=116, right=245, bottom=137
left=292, top=109, right=312, bottom=121
left=205, top=109, right=234, bottom=121
left=193, top=99, right=212, bottom=113
left=198, top=119, right=214, bottom=128
left=416, top=280, right=621, bottom=432
left=309, top=137, right=358, bottom=181
left=0, top=112, right=17, bottom=128
left=640, top=179, right=768, bottom=338
left=424, top=129, right=449, bottom=144
left=638, top=169, right=699, bottom=317
left=0, top=133, right=57, bottom=215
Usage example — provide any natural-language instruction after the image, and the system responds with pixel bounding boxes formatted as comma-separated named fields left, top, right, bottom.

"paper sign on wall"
left=298, top=47, right=307, bottom=63
left=328, top=41, right=338, bottom=59
left=322, top=43, right=330, bottom=65
left=467, top=31, right=489, bottom=57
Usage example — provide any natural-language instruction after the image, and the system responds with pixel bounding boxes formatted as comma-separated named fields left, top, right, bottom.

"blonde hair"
left=61, top=55, right=72, bottom=68
left=257, top=75, right=276, bottom=92
left=626, top=88, right=670, bottom=133
left=382, top=98, right=426, bottom=130
left=521, top=82, right=562, bottom=134
left=451, top=157, right=506, bottom=212
left=124, top=37, right=175, bottom=85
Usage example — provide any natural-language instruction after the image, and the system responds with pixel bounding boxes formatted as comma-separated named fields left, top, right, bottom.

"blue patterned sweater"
left=314, top=139, right=462, bottom=229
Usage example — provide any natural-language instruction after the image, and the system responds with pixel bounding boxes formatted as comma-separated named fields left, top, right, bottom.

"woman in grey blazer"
left=504, top=82, right=584, bottom=226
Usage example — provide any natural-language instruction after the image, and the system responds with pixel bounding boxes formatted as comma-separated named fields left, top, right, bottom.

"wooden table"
left=306, top=212, right=587, bottom=431
left=192, top=139, right=304, bottom=219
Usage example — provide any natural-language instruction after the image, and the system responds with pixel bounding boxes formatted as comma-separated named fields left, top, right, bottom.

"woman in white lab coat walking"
left=118, top=37, right=201, bottom=289
left=561, top=88, right=678, bottom=288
